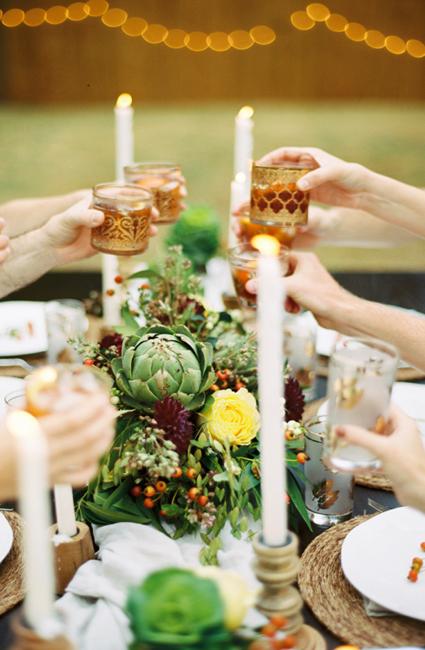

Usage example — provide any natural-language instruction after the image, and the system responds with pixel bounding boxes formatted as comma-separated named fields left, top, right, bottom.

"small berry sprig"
left=247, top=614, right=296, bottom=649
left=407, top=542, right=425, bottom=582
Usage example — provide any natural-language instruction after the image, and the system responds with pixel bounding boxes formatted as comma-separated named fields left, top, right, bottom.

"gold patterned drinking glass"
left=228, top=243, right=289, bottom=310
left=324, top=337, right=399, bottom=473
left=91, top=183, right=153, bottom=255
left=250, top=161, right=315, bottom=227
left=124, top=162, right=184, bottom=224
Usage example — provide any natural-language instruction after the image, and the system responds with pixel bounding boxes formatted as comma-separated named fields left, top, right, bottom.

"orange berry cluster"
left=129, top=466, right=210, bottom=512
left=210, top=368, right=246, bottom=393
left=248, top=615, right=295, bottom=649
left=408, top=555, right=423, bottom=582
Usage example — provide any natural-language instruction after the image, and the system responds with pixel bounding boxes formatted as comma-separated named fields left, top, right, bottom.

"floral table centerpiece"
left=76, top=247, right=309, bottom=562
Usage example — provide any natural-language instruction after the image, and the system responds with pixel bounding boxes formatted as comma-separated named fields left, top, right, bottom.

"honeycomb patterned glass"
left=124, top=162, right=185, bottom=225
left=250, top=161, right=314, bottom=227
left=228, top=243, right=289, bottom=310
left=91, top=183, right=153, bottom=256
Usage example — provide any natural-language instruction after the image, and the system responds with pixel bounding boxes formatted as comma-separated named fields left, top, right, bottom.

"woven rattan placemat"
left=0, top=511, right=24, bottom=615
left=299, top=516, right=425, bottom=647
left=303, top=399, right=393, bottom=492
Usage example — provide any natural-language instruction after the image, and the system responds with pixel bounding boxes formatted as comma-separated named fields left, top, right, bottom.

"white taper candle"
left=254, top=235, right=287, bottom=547
left=7, top=411, right=55, bottom=633
left=54, top=484, right=77, bottom=538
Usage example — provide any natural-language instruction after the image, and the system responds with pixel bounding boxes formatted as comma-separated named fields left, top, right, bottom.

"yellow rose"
left=195, top=566, right=257, bottom=631
left=199, top=388, right=260, bottom=447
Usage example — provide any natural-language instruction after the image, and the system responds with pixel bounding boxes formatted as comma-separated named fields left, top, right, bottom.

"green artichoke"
left=111, top=325, right=214, bottom=412
left=126, top=568, right=231, bottom=650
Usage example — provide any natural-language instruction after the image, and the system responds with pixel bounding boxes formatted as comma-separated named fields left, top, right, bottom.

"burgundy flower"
left=100, top=333, right=123, bottom=355
left=154, top=397, right=194, bottom=454
left=285, top=376, right=305, bottom=422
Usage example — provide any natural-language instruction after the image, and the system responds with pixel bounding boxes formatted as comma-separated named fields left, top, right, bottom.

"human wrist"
left=330, top=292, right=368, bottom=337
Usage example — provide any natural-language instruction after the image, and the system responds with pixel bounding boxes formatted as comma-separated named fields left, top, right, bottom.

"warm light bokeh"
left=251, top=235, right=281, bottom=257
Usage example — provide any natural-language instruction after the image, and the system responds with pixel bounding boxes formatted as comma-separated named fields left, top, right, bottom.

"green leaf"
left=129, top=269, right=161, bottom=280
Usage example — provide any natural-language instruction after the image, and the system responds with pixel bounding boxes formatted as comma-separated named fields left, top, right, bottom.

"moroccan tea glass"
left=250, top=160, right=314, bottom=227
left=304, top=415, right=354, bottom=527
left=91, top=182, right=153, bottom=255
left=324, top=337, right=399, bottom=473
left=45, top=299, right=87, bottom=365
left=284, top=314, right=317, bottom=402
left=124, top=162, right=184, bottom=224
left=228, top=243, right=289, bottom=310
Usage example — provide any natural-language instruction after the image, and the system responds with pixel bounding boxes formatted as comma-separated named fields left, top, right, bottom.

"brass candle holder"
left=253, top=532, right=326, bottom=649
left=11, top=618, right=74, bottom=650
left=50, top=522, right=95, bottom=595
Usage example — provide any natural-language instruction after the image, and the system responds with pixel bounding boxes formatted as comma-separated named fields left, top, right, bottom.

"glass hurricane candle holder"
left=250, top=161, right=314, bottom=227
left=284, top=314, right=317, bottom=402
left=228, top=243, right=289, bottom=310
left=91, top=182, right=153, bottom=256
left=304, top=415, right=354, bottom=527
left=324, top=337, right=399, bottom=473
left=124, top=162, right=184, bottom=224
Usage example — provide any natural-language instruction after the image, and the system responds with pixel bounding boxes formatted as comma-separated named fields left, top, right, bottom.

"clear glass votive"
left=24, top=364, right=110, bottom=417
left=250, top=160, right=314, bottom=227
left=325, top=337, right=399, bottom=473
left=233, top=212, right=297, bottom=249
left=304, top=415, right=354, bottom=527
left=228, top=243, right=289, bottom=310
left=45, top=299, right=87, bottom=365
left=124, top=162, right=184, bottom=224
left=284, top=314, right=317, bottom=402
left=91, top=182, right=153, bottom=255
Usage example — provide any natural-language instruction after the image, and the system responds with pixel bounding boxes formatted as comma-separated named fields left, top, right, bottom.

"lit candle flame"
left=235, top=171, right=246, bottom=184
left=251, top=234, right=280, bottom=256
left=238, top=105, right=254, bottom=119
left=116, top=93, right=133, bottom=109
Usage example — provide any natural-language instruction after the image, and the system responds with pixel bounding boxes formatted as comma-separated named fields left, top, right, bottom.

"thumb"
left=297, top=163, right=342, bottom=191
left=59, top=205, right=104, bottom=230
left=335, top=424, right=387, bottom=457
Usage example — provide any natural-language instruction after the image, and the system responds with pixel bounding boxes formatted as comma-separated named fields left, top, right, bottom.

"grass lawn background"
left=1, top=101, right=424, bottom=272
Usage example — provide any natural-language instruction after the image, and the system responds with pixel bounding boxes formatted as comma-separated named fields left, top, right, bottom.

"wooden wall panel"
left=0, top=0, right=424, bottom=103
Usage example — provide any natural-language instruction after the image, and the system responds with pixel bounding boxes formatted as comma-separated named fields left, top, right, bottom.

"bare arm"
left=296, top=205, right=417, bottom=248
left=0, top=190, right=88, bottom=238
left=260, top=147, right=425, bottom=240
left=246, top=251, right=425, bottom=371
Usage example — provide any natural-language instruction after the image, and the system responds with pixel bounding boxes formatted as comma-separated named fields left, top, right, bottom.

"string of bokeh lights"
left=291, top=3, right=425, bottom=58
left=0, top=0, right=276, bottom=52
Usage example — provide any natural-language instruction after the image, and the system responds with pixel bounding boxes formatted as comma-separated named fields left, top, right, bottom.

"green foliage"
left=166, top=205, right=220, bottom=271
left=111, top=325, right=215, bottom=412
left=77, top=246, right=311, bottom=562
left=127, top=568, right=231, bottom=649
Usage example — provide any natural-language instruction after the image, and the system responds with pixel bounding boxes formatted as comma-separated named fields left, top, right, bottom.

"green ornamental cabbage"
left=111, top=325, right=215, bottom=412
left=126, top=568, right=232, bottom=650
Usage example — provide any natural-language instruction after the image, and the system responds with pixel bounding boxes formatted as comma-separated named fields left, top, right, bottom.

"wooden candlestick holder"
left=253, top=533, right=326, bottom=650
left=49, top=522, right=95, bottom=595
left=11, top=617, right=74, bottom=650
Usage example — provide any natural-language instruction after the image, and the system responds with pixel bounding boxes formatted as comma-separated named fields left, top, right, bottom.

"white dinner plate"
left=0, top=376, right=25, bottom=420
left=0, top=512, right=13, bottom=565
left=341, top=507, right=425, bottom=621
left=0, top=301, right=48, bottom=357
